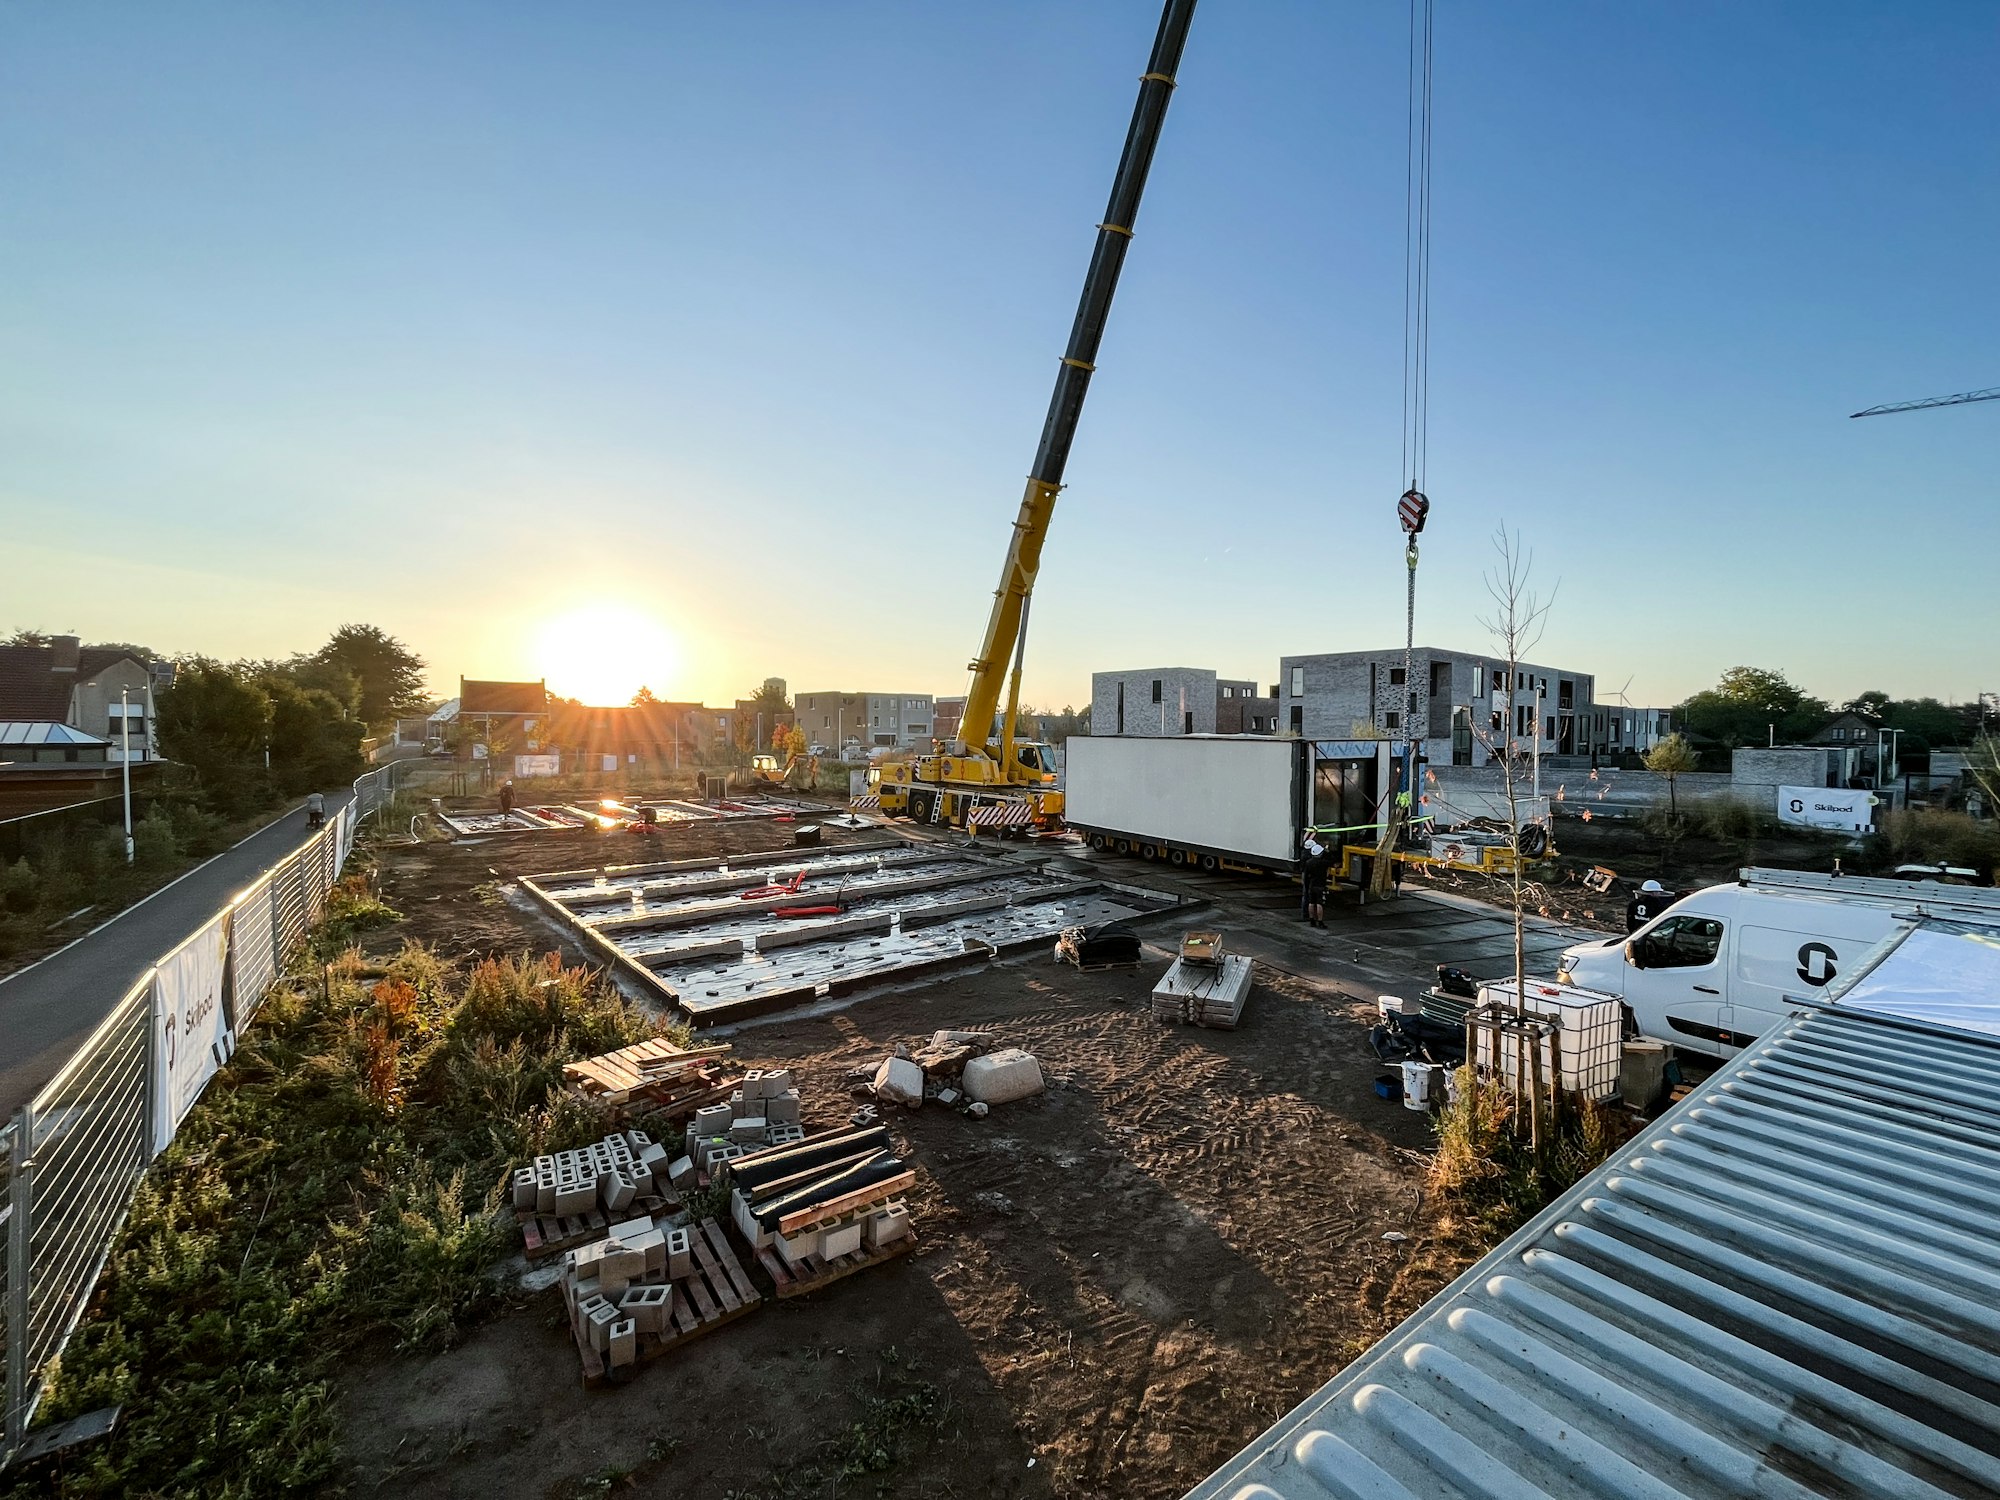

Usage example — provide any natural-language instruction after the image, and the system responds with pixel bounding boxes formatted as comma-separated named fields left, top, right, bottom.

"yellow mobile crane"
left=878, top=0, right=1197, bottom=833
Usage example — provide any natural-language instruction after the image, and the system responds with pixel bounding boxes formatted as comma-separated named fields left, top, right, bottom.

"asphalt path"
left=0, top=789, right=355, bottom=1118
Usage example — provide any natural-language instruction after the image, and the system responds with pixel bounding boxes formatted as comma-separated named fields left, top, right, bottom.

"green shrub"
left=0, top=857, right=36, bottom=913
left=165, top=800, right=227, bottom=857
left=132, top=807, right=182, bottom=869
left=1872, top=807, right=2000, bottom=876
left=1694, top=796, right=1784, bottom=841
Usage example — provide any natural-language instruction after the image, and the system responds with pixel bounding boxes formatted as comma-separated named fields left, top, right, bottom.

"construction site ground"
left=339, top=813, right=1602, bottom=1499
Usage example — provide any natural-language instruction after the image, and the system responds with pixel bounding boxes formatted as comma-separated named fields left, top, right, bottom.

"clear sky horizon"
left=4, top=2, right=1995, bottom=711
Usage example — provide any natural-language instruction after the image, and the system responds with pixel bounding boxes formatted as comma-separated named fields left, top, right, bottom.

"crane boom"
left=1850, top=386, right=2000, bottom=418
left=957, top=0, right=1197, bottom=763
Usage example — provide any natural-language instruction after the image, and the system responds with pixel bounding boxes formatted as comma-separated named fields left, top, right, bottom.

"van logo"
left=1797, top=941, right=1838, bottom=987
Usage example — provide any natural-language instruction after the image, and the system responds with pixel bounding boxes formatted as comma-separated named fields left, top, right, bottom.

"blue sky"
left=3, top=2, right=1995, bottom=710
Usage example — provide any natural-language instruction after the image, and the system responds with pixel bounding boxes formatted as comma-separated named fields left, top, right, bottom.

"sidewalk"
left=0, top=791, right=355, bottom=1118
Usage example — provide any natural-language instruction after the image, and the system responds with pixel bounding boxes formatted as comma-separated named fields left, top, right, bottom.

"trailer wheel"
left=1115, top=838, right=1133, bottom=856
left=1198, top=853, right=1218, bottom=872
left=1088, top=833, right=1109, bottom=852
left=1168, top=847, right=1187, bottom=867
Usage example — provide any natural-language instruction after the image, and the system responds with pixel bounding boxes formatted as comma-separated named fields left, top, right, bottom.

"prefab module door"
left=1313, top=757, right=1374, bottom=842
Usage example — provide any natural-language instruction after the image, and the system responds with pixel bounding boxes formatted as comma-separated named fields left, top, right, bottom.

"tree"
left=1842, top=690, right=1891, bottom=720
left=157, top=660, right=273, bottom=815
left=631, top=686, right=661, bottom=706
left=1475, top=527, right=1558, bottom=1004
left=312, top=625, right=427, bottom=728
left=261, top=676, right=365, bottom=794
left=1675, top=666, right=1829, bottom=747
left=1968, top=734, right=2000, bottom=816
left=1642, top=733, right=1699, bottom=821
left=744, top=677, right=791, bottom=714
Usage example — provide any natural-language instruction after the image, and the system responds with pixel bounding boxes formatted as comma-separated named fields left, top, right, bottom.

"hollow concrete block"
left=609, top=1317, right=637, bottom=1367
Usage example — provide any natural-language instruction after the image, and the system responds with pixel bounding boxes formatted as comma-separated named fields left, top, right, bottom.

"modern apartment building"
left=794, top=691, right=935, bottom=750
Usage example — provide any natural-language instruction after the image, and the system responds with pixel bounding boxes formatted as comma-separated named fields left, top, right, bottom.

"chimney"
left=50, top=635, right=81, bottom=673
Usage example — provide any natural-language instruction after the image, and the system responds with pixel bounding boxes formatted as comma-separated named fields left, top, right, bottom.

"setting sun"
left=532, top=603, right=683, bottom=705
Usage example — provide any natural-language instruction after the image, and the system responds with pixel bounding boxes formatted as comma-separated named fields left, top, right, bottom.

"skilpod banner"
left=1776, top=785, right=1877, bottom=833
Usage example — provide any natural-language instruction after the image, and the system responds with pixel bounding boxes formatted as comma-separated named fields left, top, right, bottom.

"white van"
left=1557, top=868, right=2000, bottom=1059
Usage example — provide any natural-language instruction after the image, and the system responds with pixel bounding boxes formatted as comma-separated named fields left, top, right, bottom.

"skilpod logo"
left=1796, top=941, right=1839, bottom=986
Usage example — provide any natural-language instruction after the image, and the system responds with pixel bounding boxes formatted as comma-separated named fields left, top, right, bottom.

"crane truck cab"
left=877, top=741, right=1062, bottom=831
left=1556, top=867, right=2000, bottom=1060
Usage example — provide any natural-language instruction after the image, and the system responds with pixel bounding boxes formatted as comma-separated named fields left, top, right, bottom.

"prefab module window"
left=1290, top=666, right=1304, bottom=697
left=1151, top=680, right=1162, bottom=703
left=1388, top=667, right=1406, bottom=686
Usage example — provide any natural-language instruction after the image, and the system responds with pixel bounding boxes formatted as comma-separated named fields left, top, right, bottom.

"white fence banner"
left=151, top=913, right=233, bottom=1150
left=1777, top=784, right=1877, bottom=833
left=515, top=753, right=561, bottom=778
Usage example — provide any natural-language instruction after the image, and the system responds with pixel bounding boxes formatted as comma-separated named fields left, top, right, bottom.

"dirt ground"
left=338, top=821, right=1442, bottom=1500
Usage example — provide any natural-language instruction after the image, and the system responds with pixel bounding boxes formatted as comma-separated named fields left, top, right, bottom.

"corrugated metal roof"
left=1185, top=1004, right=2000, bottom=1500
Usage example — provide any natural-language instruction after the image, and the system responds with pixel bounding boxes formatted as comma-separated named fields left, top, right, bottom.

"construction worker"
left=1627, top=878, right=1673, bottom=932
left=305, top=790, right=325, bottom=829
left=498, top=779, right=516, bottom=817
left=1301, top=833, right=1332, bottom=928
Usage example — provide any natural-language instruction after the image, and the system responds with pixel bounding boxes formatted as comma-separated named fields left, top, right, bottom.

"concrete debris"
left=873, top=1056, right=925, bottom=1107
left=967, top=1101, right=990, bottom=1119
left=961, top=1048, right=1046, bottom=1106
left=850, top=1105, right=879, bottom=1127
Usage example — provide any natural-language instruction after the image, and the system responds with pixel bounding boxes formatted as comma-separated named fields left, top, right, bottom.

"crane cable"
left=1394, top=0, right=1436, bottom=849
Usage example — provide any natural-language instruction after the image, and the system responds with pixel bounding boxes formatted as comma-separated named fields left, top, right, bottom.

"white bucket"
left=1379, top=993, right=1417, bottom=1020
left=1401, top=1060, right=1435, bottom=1111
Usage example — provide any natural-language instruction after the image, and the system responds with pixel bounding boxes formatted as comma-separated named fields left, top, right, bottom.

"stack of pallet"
left=513, top=1128, right=675, bottom=1260
left=1151, top=933, right=1254, bottom=1029
left=563, top=1038, right=740, bottom=1117
left=558, top=1213, right=762, bottom=1384
left=724, top=1125, right=917, bottom=1297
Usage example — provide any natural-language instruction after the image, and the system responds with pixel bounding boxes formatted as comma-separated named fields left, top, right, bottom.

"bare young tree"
left=1477, top=527, right=1558, bottom=1017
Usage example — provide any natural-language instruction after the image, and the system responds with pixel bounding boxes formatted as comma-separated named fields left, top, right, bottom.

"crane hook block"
left=1397, top=488, right=1429, bottom=535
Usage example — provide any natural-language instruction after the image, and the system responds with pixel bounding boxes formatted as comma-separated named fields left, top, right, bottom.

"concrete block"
left=585, top=1299, right=619, bottom=1353
left=693, top=1103, right=732, bottom=1137
left=866, top=1203, right=913, bottom=1248
left=741, top=1069, right=766, bottom=1100
left=730, top=1116, right=768, bottom=1143
left=822, top=1222, right=864, bottom=1259
left=710, top=1144, right=747, bottom=1172
left=638, top=1142, right=670, bottom=1175
left=620, top=1284, right=673, bottom=1334
left=553, top=1179, right=596, bottom=1216
left=625, top=1129, right=653, bottom=1152
left=667, top=1155, right=696, bottom=1189
left=634, top=1228, right=666, bottom=1274
left=765, top=1090, right=802, bottom=1125
left=535, top=1167, right=558, bottom=1215
left=667, top=1227, right=693, bottom=1280
left=573, top=1275, right=602, bottom=1305
left=599, top=1264, right=630, bottom=1298
left=603, top=1174, right=638, bottom=1212
left=873, top=1056, right=924, bottom=1106
left=607, top=1216, right=653, bottom=1243
left=936, top=1088, right=961, bottom=1107
left=777, top=1227, right=822, bottom=1267
left=511, top=1167, right=537, bottom=1211
left=602, top=1244, right=645, bottom=1280
left=732, top=1193, right=774, bottom=1249
left=760, top=1067, right=794, bottom=1095
left=609, top=1317, right=637, bottom=1367
left=961, top=1048, right=1045, bottom=1106
left=767, top=1123, right=805, bottom=1147
left=572, top=1240, right=608, bottom=1278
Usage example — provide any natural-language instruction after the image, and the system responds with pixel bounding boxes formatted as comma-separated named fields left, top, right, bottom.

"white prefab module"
left=1064, top=735, right=1309, bottom=872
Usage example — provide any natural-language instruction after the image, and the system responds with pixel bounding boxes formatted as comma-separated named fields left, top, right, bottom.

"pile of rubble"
left=684, top=1067, right=807, bottom=1178
left=857, top=1030, right=1045, bottom=1123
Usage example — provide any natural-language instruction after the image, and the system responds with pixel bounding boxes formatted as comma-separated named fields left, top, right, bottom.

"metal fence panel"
left=5, top=975, right=152, bottom=1448
left=230, top=879, right=277, bottom=1027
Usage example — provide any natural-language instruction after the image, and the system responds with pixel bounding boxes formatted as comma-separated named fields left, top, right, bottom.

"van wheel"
left=1168, top=848, right=1187, bottom=867
left=1199, top=854, right=1218, bottom=872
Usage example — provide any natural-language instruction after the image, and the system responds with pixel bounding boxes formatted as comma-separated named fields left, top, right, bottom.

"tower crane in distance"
left=877, top=0, right=1198, bottom=832
left=1849, top=386, right=1999, bottom=418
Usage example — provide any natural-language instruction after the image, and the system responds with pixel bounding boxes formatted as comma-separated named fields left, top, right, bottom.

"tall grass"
left=13, top=937, right=669, bottom=1499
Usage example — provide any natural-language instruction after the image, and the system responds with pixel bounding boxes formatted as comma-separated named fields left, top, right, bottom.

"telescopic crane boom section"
left=957, top=0, right=1197, bottom=767
left=1850, top=386, right=2000, bottom=418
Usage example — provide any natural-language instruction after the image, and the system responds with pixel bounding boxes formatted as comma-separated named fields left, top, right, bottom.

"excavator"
left=877, top=0, right=1197, bottom=833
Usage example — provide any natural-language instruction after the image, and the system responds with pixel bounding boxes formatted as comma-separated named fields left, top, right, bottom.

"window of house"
left=1430, top=661, right=1450, bottom=696
left=1290, top=705, right=1303, bottom=733
left=1388, top=667, right=1406, bottom=686
left=1116, top=682, right=1125, bottom=735
left=1183, top=711, right=1194, bottom=734
left=1546, top=716, right=1556, bottom=740
left=1151, top=680, right=1162, bottom=703
left=1290, top=666, right=1304, bottom=697
left=1220, top=686, right=1232, bottom=698
left=1516, top=705, right=1531, bottom=737
left=1385, top=711, right=1401, bottom=730
left=1492, top=669, right=1506, bottom=692
left=1491, top=710, right=1503, bottom=733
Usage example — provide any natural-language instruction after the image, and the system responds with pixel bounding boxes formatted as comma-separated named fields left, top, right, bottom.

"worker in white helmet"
left=1626, top=877, right=1673, bottom=933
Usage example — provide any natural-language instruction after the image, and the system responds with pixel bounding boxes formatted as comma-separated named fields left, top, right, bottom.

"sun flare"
left=532, top=604, right=682, bottom=706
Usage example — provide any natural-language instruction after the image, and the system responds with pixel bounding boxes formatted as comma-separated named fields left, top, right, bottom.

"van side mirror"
left=1625, top=938, right=1647, bottom=970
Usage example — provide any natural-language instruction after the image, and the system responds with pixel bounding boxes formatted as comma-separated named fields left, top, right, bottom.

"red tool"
left=739, top=870, right=808, bottom=900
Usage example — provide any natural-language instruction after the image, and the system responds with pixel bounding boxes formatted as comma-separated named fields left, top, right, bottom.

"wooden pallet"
left=757, top=1230, right=917, bottom=1298
left=569, top=1219, right=762, bottom=1386
left=564, top=1038, right=734, bottom=1106
left=522, top=1206, right=609, bottom=1261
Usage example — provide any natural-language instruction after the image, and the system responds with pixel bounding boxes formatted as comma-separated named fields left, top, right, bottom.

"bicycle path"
left=0, top=791, right=356, bottom=1119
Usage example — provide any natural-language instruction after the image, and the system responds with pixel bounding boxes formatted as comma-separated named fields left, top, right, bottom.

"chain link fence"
left=1, top=759, right=437, bottom=1460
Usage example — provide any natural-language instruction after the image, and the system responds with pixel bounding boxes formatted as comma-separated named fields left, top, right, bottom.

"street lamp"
left=120, top=686, right=134, bottom=865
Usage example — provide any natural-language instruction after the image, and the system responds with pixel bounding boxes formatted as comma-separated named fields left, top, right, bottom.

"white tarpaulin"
left=1836, top=923, right=2000, bottom=1039
left=514, top=753, right=560, bottom=777
left=152, top=913, right=233, bottom=1150
left=1776, top=785, right=1876, bottom=832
